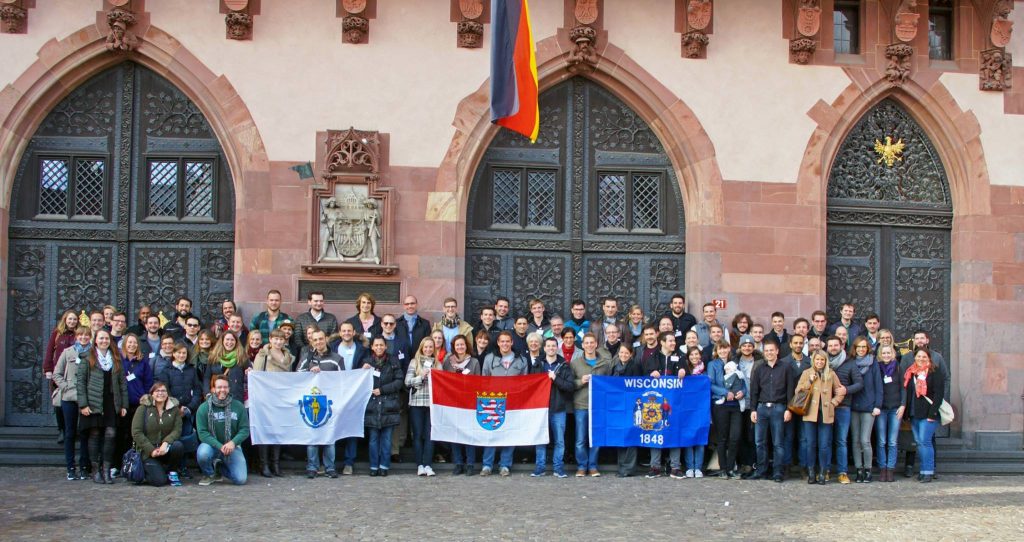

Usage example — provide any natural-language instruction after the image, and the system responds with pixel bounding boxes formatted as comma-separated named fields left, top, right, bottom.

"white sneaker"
left=417, top=465, right=426, bottom=476
left=424, top=466, right=436, bottom=477
left=694, top=469, right=704, bottom=478
left=685, top=469, right=694, bottom=478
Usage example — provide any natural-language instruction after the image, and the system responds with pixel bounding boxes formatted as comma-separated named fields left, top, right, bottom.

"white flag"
left=249, top=371, right=373, bottom=445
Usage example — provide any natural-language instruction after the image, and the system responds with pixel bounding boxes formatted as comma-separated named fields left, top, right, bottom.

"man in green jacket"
left=196, top=375, right=249, bottom=485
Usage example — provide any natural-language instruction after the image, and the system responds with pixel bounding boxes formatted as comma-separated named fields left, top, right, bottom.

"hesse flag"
left=490, top=0, right=539, bottom=142
left=248, top=371, right=373, bottom=445
left=589, top=375, right=711, bottom=449
left=430, top=371, right=551, bottom=447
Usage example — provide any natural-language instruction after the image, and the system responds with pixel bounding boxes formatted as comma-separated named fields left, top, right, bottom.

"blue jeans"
left=535, top=411, right=566, bottom=473
left=451, top=444, right=476, bottom=466
left=875, top=408, right=901, bottom=469
left=409, top=406, right=434, bottom=467
left=483, top=446, right=513, bottom=469
left=784, top=418, right=801, bottom=466
left=196, top=442, right=247, bottom=485
left=754, top=403, right=786, bottom=477
left=574, top=410, right=599, bottom=471
left=306, top=444, right=336, bottom=473
left=801, top=420, right=833, bottom=472
left=61, top=401, right=88, bottom=470
left=339, top=437, right=358, bottom=467
left=911, top=418, right=939, bottom=475
left=367, top=427, right=394, bottom=471
left=683, top=446, right=704, bottom=471
left=832, top=406, right=852, bottom=474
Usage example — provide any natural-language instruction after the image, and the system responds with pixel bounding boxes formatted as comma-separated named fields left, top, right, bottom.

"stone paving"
left=0, top=466, right=1021, bottom=541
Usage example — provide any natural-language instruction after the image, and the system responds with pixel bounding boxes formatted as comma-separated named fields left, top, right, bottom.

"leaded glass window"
left=834, top=1, right=860, bottom=55
left=596, top=171, right=664, bottom=233
left=488, top=167, right=559, bottom=230
left=491, top=169, right=521, bottom=226
left=36, top=156, right=107, bottom=219
left=146, top=157, right=218, bottom=221
left=928, top=1, right=953, bottom=61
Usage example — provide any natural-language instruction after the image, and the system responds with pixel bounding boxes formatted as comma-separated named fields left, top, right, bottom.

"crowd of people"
left=42, top=290, right=950, bottom=486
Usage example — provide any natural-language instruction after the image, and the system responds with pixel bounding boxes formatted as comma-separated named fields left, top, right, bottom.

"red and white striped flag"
left=430, top=371, right=550, bottom=446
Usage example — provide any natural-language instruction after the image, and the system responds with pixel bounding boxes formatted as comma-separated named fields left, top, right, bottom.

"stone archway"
left=430, top=36, right=726, bottom=309
left=0, top=22, right=268, bottom=423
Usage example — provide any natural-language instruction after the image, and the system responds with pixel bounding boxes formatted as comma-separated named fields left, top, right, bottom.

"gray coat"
left=53, top=346, right=88, bottom=403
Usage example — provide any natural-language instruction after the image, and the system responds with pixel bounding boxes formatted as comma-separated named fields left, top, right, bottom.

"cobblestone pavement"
left=1, top=467, right=1021, bottom=541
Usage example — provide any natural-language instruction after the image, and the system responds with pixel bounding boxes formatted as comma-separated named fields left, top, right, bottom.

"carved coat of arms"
left=459, top=0, right=483, bottom=20
left=319, top=192, right=381, bottom=264
left=687, top=0, right=712, bottom=31
left=991, top=19, right=1013, bottom=48
left=797, top=5, right=821, bottom=37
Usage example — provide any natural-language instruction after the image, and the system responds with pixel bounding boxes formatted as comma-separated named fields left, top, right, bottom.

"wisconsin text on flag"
left=490, top=0, right=539, bottom=142
left=430, top=371, right=551, bottom=447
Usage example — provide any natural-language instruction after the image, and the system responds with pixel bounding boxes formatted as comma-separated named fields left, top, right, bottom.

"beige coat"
left=796, top=367, right=846, bottom=424
left=253, top=343, right=294, bottom=372
left=52, top=346, right=86, bottom=403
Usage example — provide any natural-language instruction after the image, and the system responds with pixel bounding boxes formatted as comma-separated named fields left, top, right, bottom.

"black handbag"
left=121, top=408, right=148, bottom=484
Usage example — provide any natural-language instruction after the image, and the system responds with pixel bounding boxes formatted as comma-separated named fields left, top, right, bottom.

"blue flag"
left=589, top=375, right=711, bottom=448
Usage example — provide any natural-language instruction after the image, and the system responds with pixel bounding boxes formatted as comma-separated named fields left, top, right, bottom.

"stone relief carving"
left=894, top=0, right=919, bottom=43
left=458, top=20, right=483, bottom=48
left=990, top=0, right=1013, bottom=48
left=0, top=1, right=27, bottom=34
left=797, top=0, right=820, bottom=37
left=790, top=37, right=816, bottom=64
left=318, top=187, right=381, bottom=265
left=681, top=30, right=709, bottom=59
left=324, top=127, right=380, bottom=175
left=105, top=8, right=139, bottom=53
left=225, top=11, right=252, bottom=40
left=884, top=43, right=913, bottom=86
left=342, top=0, right=369, bottom=44
left=567, top=24, right=598, bottom=73
left=687, top=0, right=712, bottom=31
left=980, top=48, right=1012, bottom=91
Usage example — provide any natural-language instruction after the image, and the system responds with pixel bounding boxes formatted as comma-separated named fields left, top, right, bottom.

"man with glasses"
left=433, top=298, right=474, bottom=352
left=808, top=311, right=829, bottom=342
left=379, top=314, right=411, bottom=463
left=395, top=295, right=431, bottom=357
left=177, top=316, right=203, bottom=352
left=110, top=312, right=129, bottom=347
left=295, top=291, right=338, bottom=346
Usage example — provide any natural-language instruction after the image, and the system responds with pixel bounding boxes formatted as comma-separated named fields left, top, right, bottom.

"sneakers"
left=198, top=475, right=216, bottom=486
left=530, top=468, right=546, bottom=477
left=694, top=469, right=704, bottom=478
left=838, top=472, right=851, bottom=484
left=646, top=467, right=662, bottom=479
left=326, top=470, right=338, bottom=478
left=553, top=470, right=568, bottom=478
left=306, top=470, right=317, bottom=479
left=66, top=468, right=76, bottom=481
left=464, top=464, right=476, bottom=476
left=685, top=469, right=695, bottom=478
left=480, top=467, right=492, bottom=476
left=417, top=465, right=426, bottom=476
left=575, top=469, right=586, bottom=477
left=424, top=466, right=436, bottom=477
left=168, top=471, right=182, bottom=487
left=670, top=468, right=685, bottom=479
left=588, top=469, right=601, bottom=477
left=76, top=467, right=89, bottom=480
left=452, top=465, right=465, bottom=476
left=499, top=467, right=510, bottom=477
left=110, top=467, right=119, bottom=479
left=342, top=465, right=353, bottom=476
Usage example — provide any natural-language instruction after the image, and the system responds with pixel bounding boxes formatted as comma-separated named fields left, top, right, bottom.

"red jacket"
left=44, top=330, right=76, bottom=375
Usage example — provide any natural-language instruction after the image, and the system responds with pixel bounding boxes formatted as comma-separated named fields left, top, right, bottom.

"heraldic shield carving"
left=319, top=186, right=382, bottom=264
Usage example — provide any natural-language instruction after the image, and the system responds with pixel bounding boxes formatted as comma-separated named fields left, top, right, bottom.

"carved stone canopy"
left=885, top=43, right=914, bottom=86
left=790, top=37, right=817, bottom=65
left=343, top=15, right=368, bottom=43
left=457, top=19, right=483, bottom=48
left=225, top=11, right=252, bottom=40
left=980, top=48, right=1012, bottom=91
left=323, top=127, right=381, bottom=176
left=681, top=30, right=709, bottom=59
left=0, top=2, right=27, bottom=34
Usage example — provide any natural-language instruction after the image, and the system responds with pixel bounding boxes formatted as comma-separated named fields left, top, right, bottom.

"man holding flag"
left=479, top=332, right=530, bottom=476
left=491, top=0, right=539, bottom=142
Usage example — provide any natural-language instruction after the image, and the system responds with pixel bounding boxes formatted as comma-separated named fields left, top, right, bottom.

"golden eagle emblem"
left=874, top=136, right=905, bottom=167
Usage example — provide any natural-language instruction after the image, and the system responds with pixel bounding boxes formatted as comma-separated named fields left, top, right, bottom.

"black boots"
left=904, top=451, right=916, bottom=478
left=102, top=462, right=114, bottom=484
left=259, top=447, right=272, bottom=478
left=807, top=468, right=816, bottom=484
left=92, top=462, right=104, bottom=484
left=270, top=446, right=282, bottom=477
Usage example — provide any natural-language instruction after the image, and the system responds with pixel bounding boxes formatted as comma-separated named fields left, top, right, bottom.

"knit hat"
left=724, top=360, right=738, bottom=374
left=738, top=334, right=754, bottom=346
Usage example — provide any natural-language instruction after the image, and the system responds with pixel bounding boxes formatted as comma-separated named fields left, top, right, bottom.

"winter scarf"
left=219, top=350, right=238, bottom=369
left=855, top=354, right=874, bottom=375
left=828, top=350, right=847, bottom=370
left=440, top=314, right=461, bottom=329
left=207, top=393, right=235, bottom=443
left=96, top=349, right=113, bottom=371
left=903, top=363, right=930, bottom=398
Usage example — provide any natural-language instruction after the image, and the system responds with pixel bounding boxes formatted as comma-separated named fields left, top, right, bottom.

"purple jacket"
left=122, top=356, right=154, bottom=407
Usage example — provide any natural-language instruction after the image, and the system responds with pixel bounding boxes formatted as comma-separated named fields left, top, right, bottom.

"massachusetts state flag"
left=430, top=371, right=551, bottom=446
left=490, top=0, right=539, bottom=142
left=248, top=371, right=373, bottom=446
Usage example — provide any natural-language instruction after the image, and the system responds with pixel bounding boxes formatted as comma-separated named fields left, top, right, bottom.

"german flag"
left=490, top=0, right=539, bottom=142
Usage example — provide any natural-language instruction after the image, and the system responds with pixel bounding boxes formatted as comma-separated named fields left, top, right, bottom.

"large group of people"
left=42, top=289, right=949, bottom=486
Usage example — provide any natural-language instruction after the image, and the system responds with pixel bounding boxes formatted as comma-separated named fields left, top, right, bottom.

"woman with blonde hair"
left=253, top=329, right=294, bottom=477
left=795, top=350, right=847, bottom=484
left=405, top=337, right=438, bottom=476
left=206, top=331, right=248, bottom=402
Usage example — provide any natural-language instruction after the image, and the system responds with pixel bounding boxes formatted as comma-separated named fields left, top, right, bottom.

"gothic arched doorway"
left=825, top=98, right=952, bottom=354
left=464, top=77, right=685, bottom=320
left=5, top=62, right=235, bottom=425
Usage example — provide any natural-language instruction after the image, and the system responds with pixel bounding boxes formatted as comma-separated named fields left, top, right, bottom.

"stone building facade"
left=0, top=0, right=1022, bottom=450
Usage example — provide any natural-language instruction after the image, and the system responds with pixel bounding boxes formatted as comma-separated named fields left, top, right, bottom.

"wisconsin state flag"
left=490, top=0, right=539, bottom=142
left=430, top=371, right=550, bottom=446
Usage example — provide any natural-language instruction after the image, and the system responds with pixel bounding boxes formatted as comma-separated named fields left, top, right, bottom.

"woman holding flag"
left=361, top=336, right=403, bottom=476
left=406, top=337, right=438, bottom=477
left=442, top=335, right=480, bottom=475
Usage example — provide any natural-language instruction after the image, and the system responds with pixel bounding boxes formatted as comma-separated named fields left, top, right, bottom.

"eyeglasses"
left=153, top=389, right=167, bottom=394
left=382, top=321, right=396, bottom=326
left=186, top=323, right=200, bottom=327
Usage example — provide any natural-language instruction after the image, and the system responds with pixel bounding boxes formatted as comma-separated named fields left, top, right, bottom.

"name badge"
left=577, top=329, right=584, bottom=336
left=670, top=355, right=679, bottom=362
left=883, top=376, right=893, bottom=384
left=424, top=361, right=433, bottom=368
left=917, top=374, right=926, bottom=381
left=397, top=352, right=405, bottom=360
left=149, top=352, right=155, bottom=359
left=462, top=369, right=471, bottom=375
left=674, top=330, right=682, bottom=337
left=373, top=370, right=381, bottom=378
left=633, top=341, right=641, bottom=348
left=75, top=359, right=81, bottom=365
left=364, top=331, right=372, bottom=338
left=126, top=373, right=136, bottom=382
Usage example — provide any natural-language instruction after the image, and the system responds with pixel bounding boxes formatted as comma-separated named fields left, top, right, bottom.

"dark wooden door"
left=5, top=63, right=234, bottom=425
left=465, top=78, right=685, bottom=321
